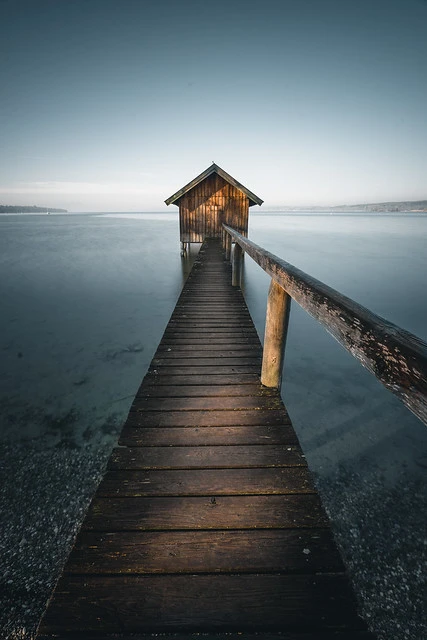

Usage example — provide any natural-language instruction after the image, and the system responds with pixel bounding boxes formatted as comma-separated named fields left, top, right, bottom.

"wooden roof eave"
left=165, top=163, right=263, bottom=207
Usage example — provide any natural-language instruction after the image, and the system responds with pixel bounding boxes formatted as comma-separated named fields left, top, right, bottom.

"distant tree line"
left=0, top=205, right=68, bottom=213
left=330, top=200, right=427, bottom=213
left=262, top=200, right=427, bottom=213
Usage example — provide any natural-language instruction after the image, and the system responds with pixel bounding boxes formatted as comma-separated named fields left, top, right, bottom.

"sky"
left=1, top=0, right=426, bottom=211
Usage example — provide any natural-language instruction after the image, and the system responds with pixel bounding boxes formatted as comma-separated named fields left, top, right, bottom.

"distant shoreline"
left=1, top=199, right=426, bottom=214
left=262, top=200, right=427, bottom=213
left=0, top=205, right=67, bottom=214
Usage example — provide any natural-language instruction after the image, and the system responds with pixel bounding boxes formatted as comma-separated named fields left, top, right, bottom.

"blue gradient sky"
left=1, top=0, right=426, bottom=211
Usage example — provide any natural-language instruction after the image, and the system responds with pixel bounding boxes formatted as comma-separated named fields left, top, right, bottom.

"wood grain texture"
left=38, top=574, right=365, bottom=634
left=162, top=329, right=259, bottom=337
left=98, top=467, right=314, bottom=496
left=159, top=337, right=261, bottom=345
left=36, top=238, right=373, bottom=639
left=136, top=384, right=277, bottom=397
left=261, top=278, right=291, bottom=388
left=83, top=495, right=329, bottom=531
left=131, top=395, right=282, bottom=411
left=66, top=528, right=343, bottom=574
left=108, top=445, right=306, bottom=470
left=170, top=165, right=260, bottom=243
left=37, top=632, right=376, bottom=640
left=138, top=373, right=261, bottom=385
left=147, top=365, right=262, bottom=376
left=118, top=424, right=299, bottom=446
left=125, top=408, right=291, bottom=427
left=156, top=343, right=260, bottom=352
left=152, top=357, right=262, bottom=367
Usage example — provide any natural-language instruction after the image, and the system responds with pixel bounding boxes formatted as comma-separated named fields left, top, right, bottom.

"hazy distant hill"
left=331, top=200, right=427, bottom=212
left=264, top=200, right=427, bottom=213
left=0, top=205, right=68, bottom=213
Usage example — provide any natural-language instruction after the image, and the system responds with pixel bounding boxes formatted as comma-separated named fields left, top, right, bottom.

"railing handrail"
left=223, top=223, right=427, bottom=426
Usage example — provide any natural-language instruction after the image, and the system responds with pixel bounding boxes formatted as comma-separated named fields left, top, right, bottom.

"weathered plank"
left=148, top=365, right=262, bottom=375
left=118, top=424, right=299, bottom=446
left=131, top=396, right=282, bottom=411
left=171, top=315, right=253, bottom=321
left=38, top=574, right=365, bottom=634
left=97, top=467, right=314, bottom=496
left=171, top=314, right=253, bottom=321
left=108, top=444, right=305, bottom=470
left=160, top=336, right=261, bottom=345
left=125, top=408, right=291, bottom=427
left=136, top=384, right=277, bottom=397
left=162, top=327, right=259, bottom=335
left=173, top=306, right=249, bottom=312
left=166, top=322, right=256, bottom=328
left=173, top=301, right=250, bottom=307
left=37, top=631, right=375, bottom=640
left=66, top=528, right=343, bottom=574
left=83, top=495, right=328, bottom=531
left=152, top=357, right=262, bottom=367
left=138, top=373, right=261, bottom=385
left=156, top=342, right=261, bottom=351
left=36, top=237, right=373, bottom=640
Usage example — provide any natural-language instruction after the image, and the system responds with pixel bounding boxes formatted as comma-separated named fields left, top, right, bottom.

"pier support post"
left=232, top=243, right=243, bottom=287
left=225, top=233, right=232, bottom=261
left=180, top=242, right=187, bottom=256
left=261, top=278, right=291, bottom=389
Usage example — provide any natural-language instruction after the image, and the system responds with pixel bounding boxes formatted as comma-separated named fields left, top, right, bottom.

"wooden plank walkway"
left=37, top=238, right=375, bottom=639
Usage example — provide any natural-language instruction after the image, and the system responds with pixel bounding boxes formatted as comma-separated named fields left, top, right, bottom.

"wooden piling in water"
left=261, top=279, right=291, bottom=388
left=232, top=242, right=243, bottom=287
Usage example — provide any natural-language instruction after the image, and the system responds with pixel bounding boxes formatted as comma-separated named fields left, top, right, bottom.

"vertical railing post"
left=261, top=278, right=291, bottom=388
left=225, top=233, right=231, bottom=260
left=232, top=242, right=242, bottom=287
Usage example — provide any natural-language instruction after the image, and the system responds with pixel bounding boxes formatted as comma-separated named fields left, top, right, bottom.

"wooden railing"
left=223, top=223, right=427, bottom=427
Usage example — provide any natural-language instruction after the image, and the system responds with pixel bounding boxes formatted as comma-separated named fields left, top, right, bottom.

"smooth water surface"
left=0, top=212, right=426, bottom=639
left=0, top=213, right=195, bottom=446
left=245, top=213, right=427, bottom=476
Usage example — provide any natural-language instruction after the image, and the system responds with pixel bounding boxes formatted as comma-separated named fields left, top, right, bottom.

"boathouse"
left=165, top=162, right=263, bottom=243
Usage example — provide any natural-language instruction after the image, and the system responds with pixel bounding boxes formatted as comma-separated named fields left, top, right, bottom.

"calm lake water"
left=0, top=211, right=426, bottom=639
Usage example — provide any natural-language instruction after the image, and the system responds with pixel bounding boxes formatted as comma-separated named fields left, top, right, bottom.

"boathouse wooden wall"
left=179, top=173, right=249, bottom=243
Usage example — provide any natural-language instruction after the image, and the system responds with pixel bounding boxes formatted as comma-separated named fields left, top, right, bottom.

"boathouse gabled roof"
left=165, top=163, right=264, bottom=207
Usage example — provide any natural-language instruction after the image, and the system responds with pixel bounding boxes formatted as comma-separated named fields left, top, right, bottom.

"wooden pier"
left=37, top=238, right=375, bottom=639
